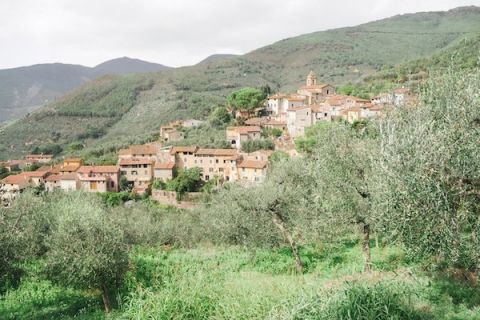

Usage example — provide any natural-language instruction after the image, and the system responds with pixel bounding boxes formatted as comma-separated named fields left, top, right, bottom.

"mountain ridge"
left=0, top=57, right=171, bottom=122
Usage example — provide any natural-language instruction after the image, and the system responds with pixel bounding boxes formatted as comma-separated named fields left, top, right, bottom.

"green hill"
left=1, top=6, right=479, bottom=160
left=0, top=58, right=170, bottom=123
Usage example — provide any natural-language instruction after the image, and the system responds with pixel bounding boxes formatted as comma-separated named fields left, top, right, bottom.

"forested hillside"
left=0, top=58, right=170, bottom=123
left=1, top=6, right=479, bottom=160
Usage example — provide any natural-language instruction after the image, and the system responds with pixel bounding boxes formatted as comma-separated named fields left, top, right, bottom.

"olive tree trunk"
left=101, top=284, right=112, bottom=313
left=360, top=222, right=372, bottom=272
left=271, top=212, right=304, bottom=274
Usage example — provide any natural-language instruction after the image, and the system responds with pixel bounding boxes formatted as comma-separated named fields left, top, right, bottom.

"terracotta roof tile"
left=238, top=160, right=268, bottom=169
left=196, top=149, right=238, bottom=156
left=154, top=162, right=175, bottom=169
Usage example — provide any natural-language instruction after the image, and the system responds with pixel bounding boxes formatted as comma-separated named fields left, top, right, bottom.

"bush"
left=241, top=138, right=275, bottom=153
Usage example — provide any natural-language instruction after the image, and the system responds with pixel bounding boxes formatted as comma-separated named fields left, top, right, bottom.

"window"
left=90, top=181, right=97, bottom=190
left=209, top=168, right=213, bottom=172
left=216, top=159, right=219, bottom=164
left=242, top=168, right=245, bottom=172
left=143, top=164, right=147, bottom=168
left=205, top=175, right=210, bottom=181
left=226, top=176, right=230, bottom=181
left=194, top=160, right=197, bottom=164
left=325, top=113, right=328, bottom=117
left=132, top=171, right=138, bottom=175
left=219, top=168, right=224, bottom=172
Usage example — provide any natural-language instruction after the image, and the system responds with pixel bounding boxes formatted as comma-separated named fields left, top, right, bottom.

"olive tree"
left=308, top=122, right=378, bottom=272
left=202, top=159, right=317, bottom=274
left=45, top=193, right=128, bottom=313
left=0, top=191, right=54, bottom=290
left=373, top=69, right=480, bottom=272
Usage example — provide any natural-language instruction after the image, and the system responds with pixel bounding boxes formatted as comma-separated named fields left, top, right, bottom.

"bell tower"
left=306, top=70, right=317, bottom=86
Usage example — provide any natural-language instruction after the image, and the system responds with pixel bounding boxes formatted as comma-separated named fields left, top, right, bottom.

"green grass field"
left=2, top=242, right=479, bottom=319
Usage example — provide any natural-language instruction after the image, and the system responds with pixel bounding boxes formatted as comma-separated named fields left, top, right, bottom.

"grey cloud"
left=0, top=0, right=478, bottom=68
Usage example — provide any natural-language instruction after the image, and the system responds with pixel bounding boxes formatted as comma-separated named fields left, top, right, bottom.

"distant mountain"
left=196, top=54, right=239, bottom=65
left=93, top=57, right=170, bottom=75
left=0, top=57, right=171, bottom=123
left=1, top=6, right=479, bottom=160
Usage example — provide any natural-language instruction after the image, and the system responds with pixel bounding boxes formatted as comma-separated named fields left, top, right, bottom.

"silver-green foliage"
left=374, top=68, right=480, bottom=269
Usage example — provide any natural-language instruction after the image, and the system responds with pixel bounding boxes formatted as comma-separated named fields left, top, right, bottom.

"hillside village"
left=0, top=71, right=416, bottom=207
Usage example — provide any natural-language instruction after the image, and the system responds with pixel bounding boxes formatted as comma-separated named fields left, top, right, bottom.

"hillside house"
left=226, top=126, right=262, bottom=149
left=237, top=159, right=268, bottom=184
left=287, top=106, right=312, bottom=138
left=23, top=171, right=50, bottom=187
left=0, top=173, right=32, bottom=206
left=26, top=154, right=53, bottom=163
left=393, top=88, right=416, bottom=106
left=154, top=162, right=175, bottom=181
left=59, top=158, right=83, bottom=174
left=118, top=144, right=160, bottom=162
left=77, top=166, right=120, bottom=193
left=170, top=146, right=239, bottom=182
left=45, top=174, right=60, bottom=192
left=0, top=161, right=20, bottom=172
left=119, top=158, right=154, bottom=191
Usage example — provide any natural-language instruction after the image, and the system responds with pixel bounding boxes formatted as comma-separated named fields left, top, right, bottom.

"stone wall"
left=151, top=190, right=202, bottom=209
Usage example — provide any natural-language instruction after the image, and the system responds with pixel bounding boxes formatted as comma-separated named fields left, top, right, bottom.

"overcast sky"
left=0, top=0, right=478, bottom=69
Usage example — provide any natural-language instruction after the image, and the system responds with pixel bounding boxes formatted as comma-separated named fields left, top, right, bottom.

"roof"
left=61, top=164, right=81, bottom=172
left=119, top=158, right=154, bottom=166
left=227, top=126, right=261, bottom=134
left=268, top=93, right=287, bottom=99
left=170, top=146, right=198, bottom=155
left=154, top=162, right=175, bottom=170
left=196, top=149, right=238, bottom=156
left=394, top=88, right=411, bottom=94
left=287, top=106, right=311, bottom=112
left=60, top=173, right=77, bottom=181
left=119, top=144, right=159, bottom=156
left=77, top=166, right=119, bottom=174
left=310, top=105, right=331, bottom=113
left=1, top=173, right=30, bottom=185
left=45, top=174, right=61, bottom=182
left=23, top=171, right=49, bottom=178
left=64, top=158, right=83, bottom=162
left=238, top=160, right=268, bottom=169
left=287, top=96, right=306, bottom=102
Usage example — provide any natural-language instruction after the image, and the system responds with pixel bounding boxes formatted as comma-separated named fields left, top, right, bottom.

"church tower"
left=306, top=70, right=317, bottom=86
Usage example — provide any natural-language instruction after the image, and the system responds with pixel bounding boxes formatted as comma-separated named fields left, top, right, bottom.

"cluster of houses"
left=0, top=142, right=272, bottom=207
left=0, top=71, right=416, bottom=206
left=258, top=71, right=416, bottom=137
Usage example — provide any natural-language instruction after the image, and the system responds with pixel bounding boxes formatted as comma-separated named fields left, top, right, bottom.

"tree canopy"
left=227, top=87, right=266, bottom=111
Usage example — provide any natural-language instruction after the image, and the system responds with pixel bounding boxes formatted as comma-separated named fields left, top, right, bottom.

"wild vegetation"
left=1, top=66, right=479, bottom=319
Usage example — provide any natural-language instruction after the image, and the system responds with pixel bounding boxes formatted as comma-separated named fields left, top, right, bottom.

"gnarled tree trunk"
left=101, top=284, right=112, bottom=313
left=272, top=212, right=303, bottom=274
